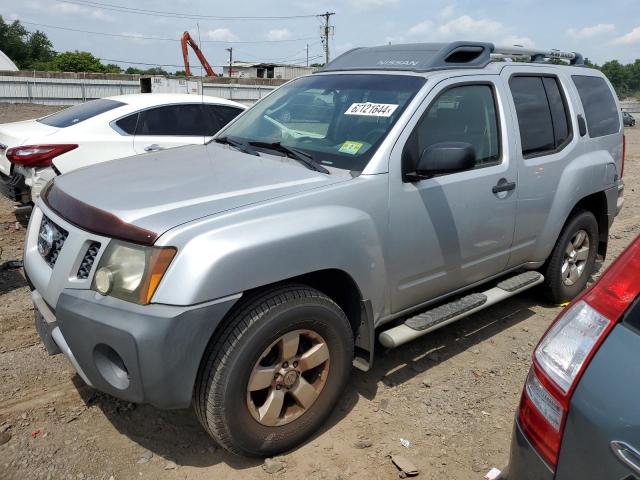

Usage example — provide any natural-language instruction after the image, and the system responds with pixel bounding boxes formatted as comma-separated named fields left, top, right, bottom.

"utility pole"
left=319, top=11, right=335, bottom=65
left=226, top=47, right=233, bottom=77
left=306, top=43, right=309, bottom=67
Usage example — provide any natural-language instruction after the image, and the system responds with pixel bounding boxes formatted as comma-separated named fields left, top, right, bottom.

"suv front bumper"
left=33, top=288, right=240, bottom=409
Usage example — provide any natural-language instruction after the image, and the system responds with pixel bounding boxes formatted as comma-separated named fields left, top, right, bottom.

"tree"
left=600, top=60, right=631, bottom=97
left=0, top=16, right=54, bottom=69
left=125, top=66, right=169, bottom=75
left=42, top=51, right=107, bottom=73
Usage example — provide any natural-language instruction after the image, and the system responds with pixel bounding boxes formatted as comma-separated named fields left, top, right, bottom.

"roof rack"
left=491, top=45, right=584, bottom=65
left=318, top=42, right=584, bottom=73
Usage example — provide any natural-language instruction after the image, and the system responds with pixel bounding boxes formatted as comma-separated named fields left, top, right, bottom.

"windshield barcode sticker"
left=344, top=102, right=399, bottom=117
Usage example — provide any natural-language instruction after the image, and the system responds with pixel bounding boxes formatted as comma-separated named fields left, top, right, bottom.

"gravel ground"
left=0, top=103, right=638, bottom=480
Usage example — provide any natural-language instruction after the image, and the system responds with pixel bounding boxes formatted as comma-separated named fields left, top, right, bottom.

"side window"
left=114, top=113, right=138, bottom=135
left=572, top=75, right=620, bottom=138
left=412, top=84, right=500, bottom=168
left=509, top=76, right=571, bottom=157
left=203, top=105, right=243, bottom=135
left=136, top=104, right=209, bottom=136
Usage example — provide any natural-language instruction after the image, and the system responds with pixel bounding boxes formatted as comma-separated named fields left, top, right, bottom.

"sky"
left=2, top=0, right=640, bottom=73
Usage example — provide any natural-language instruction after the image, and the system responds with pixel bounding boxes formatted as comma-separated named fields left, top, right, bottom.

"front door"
left=388, top=76, right=518, bottom=313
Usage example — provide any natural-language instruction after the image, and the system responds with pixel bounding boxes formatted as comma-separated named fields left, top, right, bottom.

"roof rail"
left=491, top=45, right=584, bottom=65
left=318, top=41, right=584, bottom=73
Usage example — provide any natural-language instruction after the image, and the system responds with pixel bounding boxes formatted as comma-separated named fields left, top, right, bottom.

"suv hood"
left=50, top=143, right=351, bottom=237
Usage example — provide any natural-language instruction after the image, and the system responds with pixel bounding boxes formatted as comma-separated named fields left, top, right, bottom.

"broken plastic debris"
left=400, top=438, right=411, bottom=448
left=484, top=467, right=502, bottom=479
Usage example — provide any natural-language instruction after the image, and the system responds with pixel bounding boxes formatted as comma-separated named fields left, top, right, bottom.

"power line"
left=54, top=0, right=322, bottom=20
left=19, top=20, right=317, bottom=44
left=100, top=56, right=323, bottom=69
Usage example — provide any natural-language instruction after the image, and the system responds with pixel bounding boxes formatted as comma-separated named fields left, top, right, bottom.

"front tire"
left=194, top=284, right=353, bottom=456
left=543, top=209, right=599, bottom=304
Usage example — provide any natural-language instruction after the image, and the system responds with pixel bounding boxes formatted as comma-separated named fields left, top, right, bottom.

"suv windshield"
left=219, top=74, right=425, bottom=171
left=38, top=99, right=125, bottom=128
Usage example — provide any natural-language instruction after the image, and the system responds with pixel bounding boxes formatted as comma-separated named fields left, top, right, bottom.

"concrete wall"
left=0, top=71, right=286, bottom=106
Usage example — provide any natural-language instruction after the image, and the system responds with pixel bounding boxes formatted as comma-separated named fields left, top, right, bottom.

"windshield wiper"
left=248, top=141, right=330, bottom=174
left=214, top=136, right=260, bottom=156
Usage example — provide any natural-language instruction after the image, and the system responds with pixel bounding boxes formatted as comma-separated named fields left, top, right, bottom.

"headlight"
left=92, top=240, right=176, bottom=304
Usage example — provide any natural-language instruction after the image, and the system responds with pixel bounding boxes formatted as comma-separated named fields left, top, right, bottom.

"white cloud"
left=207, top=28, right=239, bottom=42
left=51, top=2, right=114, bottom=21
left=566, top=23, right=615, bottom=39
left=439, top=4, right=455, bottom=20
left=611, top=26, right=640, bottom=45
left=266, top=29, right=292, bottom=41
left=349, top=0, right=398, bottom=10
left=500, top=34, right=535, bottom=48
left=408, top=15, right=505, bottom=41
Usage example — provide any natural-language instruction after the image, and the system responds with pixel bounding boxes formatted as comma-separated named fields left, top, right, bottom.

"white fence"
left=0, top=74, right=279, bottom=106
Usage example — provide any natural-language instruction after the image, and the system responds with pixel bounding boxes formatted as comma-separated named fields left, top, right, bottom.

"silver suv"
left=24, top=42, right=625, bottom=456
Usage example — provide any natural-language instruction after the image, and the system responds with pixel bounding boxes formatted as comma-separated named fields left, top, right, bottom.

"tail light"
left=6, top=144, right=78, bottom=167
left=518, top=234, right=640, bottom=469
left=621, top=134, right=626, bottom=178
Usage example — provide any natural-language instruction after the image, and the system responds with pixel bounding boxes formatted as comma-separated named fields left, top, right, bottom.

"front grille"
left=77, top=242, right=101, bottom=279
left=38, top=216, right=68, bottom=268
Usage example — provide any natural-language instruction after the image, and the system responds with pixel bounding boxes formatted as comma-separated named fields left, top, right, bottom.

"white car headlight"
left=92, top=240, right=176, bottom=304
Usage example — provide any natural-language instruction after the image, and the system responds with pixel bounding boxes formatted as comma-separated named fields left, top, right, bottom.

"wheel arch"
left=570, top=190, right=609, bottom=259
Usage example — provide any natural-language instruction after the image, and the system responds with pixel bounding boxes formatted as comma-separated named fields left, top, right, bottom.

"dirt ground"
left=0, top=102, right=638, bottom=480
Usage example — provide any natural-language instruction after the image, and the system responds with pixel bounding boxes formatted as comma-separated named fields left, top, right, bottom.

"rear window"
left=509, top=75, right=571, bottom=157
left=572, top=75, right=620, bottom=138
left=38, top=99, right=125, bottom=128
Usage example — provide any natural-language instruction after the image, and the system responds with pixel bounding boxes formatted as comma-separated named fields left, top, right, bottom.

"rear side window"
left=509, top=76, right=571, bottom=157
left=412, top=84, right=500, bottom=168
left=572, top=75, right=620, bottom=138
left=203, top=105, right=243, bottom=134
left=136, top=104, right=209, bottom=136
left=114, top=113, right=138, bottom=135
left=38, top=99, right=125, bottom=128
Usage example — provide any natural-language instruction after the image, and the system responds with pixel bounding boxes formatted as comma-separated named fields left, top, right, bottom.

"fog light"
left=95, top=267, right=113, bottom=295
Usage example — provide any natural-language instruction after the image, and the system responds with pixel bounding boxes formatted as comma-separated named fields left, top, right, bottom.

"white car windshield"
left=219, top=74, right=425, bottom=171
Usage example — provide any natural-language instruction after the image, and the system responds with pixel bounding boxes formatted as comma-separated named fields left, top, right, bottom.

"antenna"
left=197, top=23, right=204, bottom=102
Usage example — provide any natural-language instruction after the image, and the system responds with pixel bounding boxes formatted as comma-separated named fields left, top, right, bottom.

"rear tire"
left=543, top=209, right=599, bottom=304
left=193, top=284, right=353, bottom=456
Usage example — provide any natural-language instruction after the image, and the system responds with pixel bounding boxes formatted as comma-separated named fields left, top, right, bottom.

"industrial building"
left=222, top=61, right=317, bottom=80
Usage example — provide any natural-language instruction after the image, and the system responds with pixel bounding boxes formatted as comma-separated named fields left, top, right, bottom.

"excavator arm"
left=181, top=32, right=217, bottom=77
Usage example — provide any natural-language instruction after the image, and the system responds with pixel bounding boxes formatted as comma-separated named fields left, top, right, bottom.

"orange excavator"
left=181, top=31, right=217, bottom=77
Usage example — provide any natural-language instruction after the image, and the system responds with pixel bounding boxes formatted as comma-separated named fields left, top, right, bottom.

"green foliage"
left=0, top=16, right=54, bottom=69
left=124, top=66, right=170, bottom=75
left=40, top=50, right=122, bottom=73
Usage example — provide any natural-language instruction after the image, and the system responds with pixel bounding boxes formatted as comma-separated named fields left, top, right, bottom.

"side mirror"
left=415, top=142, right=476, bottom=177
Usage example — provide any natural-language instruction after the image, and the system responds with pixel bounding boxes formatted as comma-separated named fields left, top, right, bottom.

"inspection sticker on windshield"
left=339, top=141, right=364, bottom=155
left=344, top=102, right=399, bottom=117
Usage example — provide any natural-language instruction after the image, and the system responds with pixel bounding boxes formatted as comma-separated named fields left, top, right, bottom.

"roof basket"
left=491, top=45, right=584, bottom=65
left=318, top=41, right=584, bottom=73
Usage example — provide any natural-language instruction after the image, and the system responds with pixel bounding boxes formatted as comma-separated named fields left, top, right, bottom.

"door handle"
left=144, top=144, right=163, bottom=152
left=492, top=179, right=516, bottom=194
left=611, top=441, right=640, bottom=475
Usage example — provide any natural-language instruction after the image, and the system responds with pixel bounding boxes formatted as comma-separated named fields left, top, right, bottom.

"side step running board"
left=379, top=271, right=544, bottom=348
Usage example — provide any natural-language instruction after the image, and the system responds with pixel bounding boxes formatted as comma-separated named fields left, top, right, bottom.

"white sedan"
left=0, top=93, right=246, bottom=206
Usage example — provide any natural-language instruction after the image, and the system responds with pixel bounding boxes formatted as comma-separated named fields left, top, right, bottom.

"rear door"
left=500, top=67, right=579, bottom=267
left=133, top=104, right=207, bottom=154
left=388, top=75, right=518, bottom=312
left=555, top=298, right=640, bottom=479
